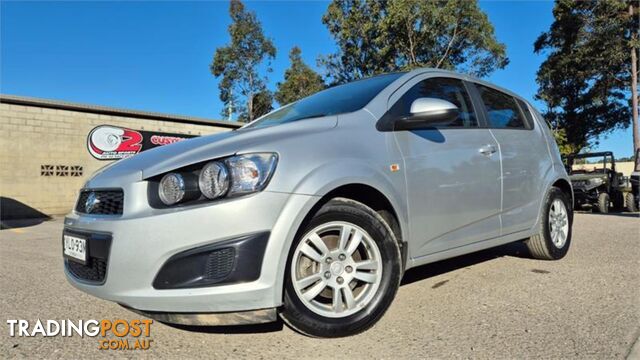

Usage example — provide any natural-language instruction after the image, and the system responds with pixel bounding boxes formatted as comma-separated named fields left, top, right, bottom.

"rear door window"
left=516, top=99, right=535, bottom=129
left=477, top=85, right=528, bottom=129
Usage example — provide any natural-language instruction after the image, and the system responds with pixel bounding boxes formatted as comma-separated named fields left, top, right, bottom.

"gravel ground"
left=1, top=212, right=638, bottom=359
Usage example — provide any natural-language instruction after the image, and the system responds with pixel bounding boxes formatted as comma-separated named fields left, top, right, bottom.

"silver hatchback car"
left=63, top=69, right=573, bottom=337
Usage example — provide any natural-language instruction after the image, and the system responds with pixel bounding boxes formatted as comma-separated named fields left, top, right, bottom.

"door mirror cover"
left=394, top=98, right=459, bottom=131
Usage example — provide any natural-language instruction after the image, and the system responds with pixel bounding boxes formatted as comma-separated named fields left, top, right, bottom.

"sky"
left=1, top=0, right=634, bottom=157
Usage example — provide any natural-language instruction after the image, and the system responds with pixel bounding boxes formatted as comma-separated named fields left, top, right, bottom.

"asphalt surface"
left=1, top=213, right=639, bottom=359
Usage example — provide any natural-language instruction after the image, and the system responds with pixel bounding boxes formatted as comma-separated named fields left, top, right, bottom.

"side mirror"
left=394, top=98, right=459, bottom=131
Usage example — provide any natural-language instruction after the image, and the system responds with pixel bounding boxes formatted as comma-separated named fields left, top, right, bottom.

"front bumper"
left=572, top=188, right=597, bottom=206
left=63, top=190, right=317, bottom=314
left=123, top=306, right=277, bottom=326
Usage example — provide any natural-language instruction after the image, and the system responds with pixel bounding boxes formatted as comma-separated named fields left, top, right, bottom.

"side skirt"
left=406, top=228, right=533, bottom=270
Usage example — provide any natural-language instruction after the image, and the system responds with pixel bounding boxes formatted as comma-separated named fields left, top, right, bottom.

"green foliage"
left=551, top=127, right=576, bottom=157
left=534, top=0, right=637, bottom=154
left=320, top=0, right=392, bottom=84
left=319, top=0, right=508, bottom=84
left=275, top=47, right=326, bottom=106
left=240, top=89, right=273, bottom=121
left=211, top=0, right=276, bottom=122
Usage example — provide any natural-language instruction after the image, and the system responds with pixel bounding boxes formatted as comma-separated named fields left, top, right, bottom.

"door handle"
left=478, top=144, right=497, bottom=156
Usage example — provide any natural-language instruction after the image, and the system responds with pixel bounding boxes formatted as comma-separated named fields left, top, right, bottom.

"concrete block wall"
left=0, top=100, right=239, bottom=216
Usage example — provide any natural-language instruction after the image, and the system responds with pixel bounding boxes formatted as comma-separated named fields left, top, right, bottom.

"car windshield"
left=244, top=73, right=405, bottom=129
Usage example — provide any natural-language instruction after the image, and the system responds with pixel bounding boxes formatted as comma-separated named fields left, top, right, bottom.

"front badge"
left=85, top=192, right=100, bottom=214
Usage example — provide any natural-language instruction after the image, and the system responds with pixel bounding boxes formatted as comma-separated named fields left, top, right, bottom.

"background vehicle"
left=564, top=151, right=630, bottom=213
left=64, top=69, right=573, bottom=337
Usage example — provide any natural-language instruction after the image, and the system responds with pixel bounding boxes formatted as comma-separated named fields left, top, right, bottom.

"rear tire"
left=626, top=192, right=638, bottom=212
left=281, top=198, right=402, bottom=337
left=597, top=192, right=610, bottom=214
left=525, top=187, right=572, bottom=260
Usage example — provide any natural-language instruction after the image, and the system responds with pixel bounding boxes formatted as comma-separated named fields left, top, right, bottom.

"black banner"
left=87, top=125, right=196, bottom=160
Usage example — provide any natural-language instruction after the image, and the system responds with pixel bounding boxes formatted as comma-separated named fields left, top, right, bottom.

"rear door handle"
left=478, top=144, right=497, bottom=156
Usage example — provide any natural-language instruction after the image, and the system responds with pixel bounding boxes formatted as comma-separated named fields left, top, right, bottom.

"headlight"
left=590, top=178, right=604, bottom=186
left=154, top=153, right=278, bottom=207
left=159, top=173, right=185, bottom=205
left=158, top=172, right=199, bottom=206
left=226, top=153, right=278, bottom=196
left=198, top=161, right=230, bottom=199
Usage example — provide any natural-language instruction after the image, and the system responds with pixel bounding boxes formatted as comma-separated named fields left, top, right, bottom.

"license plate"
left=63, top=235, right=87, bottom=264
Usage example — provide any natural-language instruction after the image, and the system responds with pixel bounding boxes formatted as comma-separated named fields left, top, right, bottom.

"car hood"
left=86, top=116, right=338, bottom=187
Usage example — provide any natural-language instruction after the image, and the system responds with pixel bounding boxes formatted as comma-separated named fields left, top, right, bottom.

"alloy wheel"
left=548, top=199, right=569, bottom=248
left=290, top=221, right=383, bottom=318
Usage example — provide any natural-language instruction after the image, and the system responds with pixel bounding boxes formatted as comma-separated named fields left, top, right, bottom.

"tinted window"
left=245, top=73, right=405, bottom=129
left=516, top=99, right=535, bottom=129
left=477, top=85, right=527, bottom=129
left=384, top=77, right=477, bottom=128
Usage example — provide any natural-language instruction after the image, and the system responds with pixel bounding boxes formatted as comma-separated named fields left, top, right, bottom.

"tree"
left=551, top=127, right=576, bottom=156
left=320, top=0, right=392, bottom=84
left=629, top=2, right=639, bottom=156
left=240, top=89, right=273, bottom=121
left=274, top=47, right=325, bottom=105
left=211, top=0, right=276, bottom=122
left=534, top=0, right=638, bottom=155
left=319, top=0, right=508, bottom=84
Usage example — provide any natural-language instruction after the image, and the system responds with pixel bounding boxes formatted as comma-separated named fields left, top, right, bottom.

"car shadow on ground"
left=165, top=240, right=534, bottom=335
left=164, top=320, right=285, bottom=335
left=0, top=218, right=50, bottom=230
left=400, top=240, right=531, bottom=286
left=0, top=196, right=51, bottom=230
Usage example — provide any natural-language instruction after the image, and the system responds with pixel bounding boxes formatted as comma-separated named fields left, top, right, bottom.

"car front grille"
left=75, top=190, right=124, bottom=215
left=66, top=257, right=107, bottom=283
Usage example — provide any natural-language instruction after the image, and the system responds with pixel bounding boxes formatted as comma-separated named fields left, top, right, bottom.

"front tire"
left=525, top=187, right=572, bottom=260
left=281, top=198, right=402, bottom=337
left=597, top=192, right=610, bottom=213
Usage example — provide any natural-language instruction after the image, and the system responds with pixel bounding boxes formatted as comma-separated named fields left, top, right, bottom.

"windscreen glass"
left=244, top=73, right=404, bottom=129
